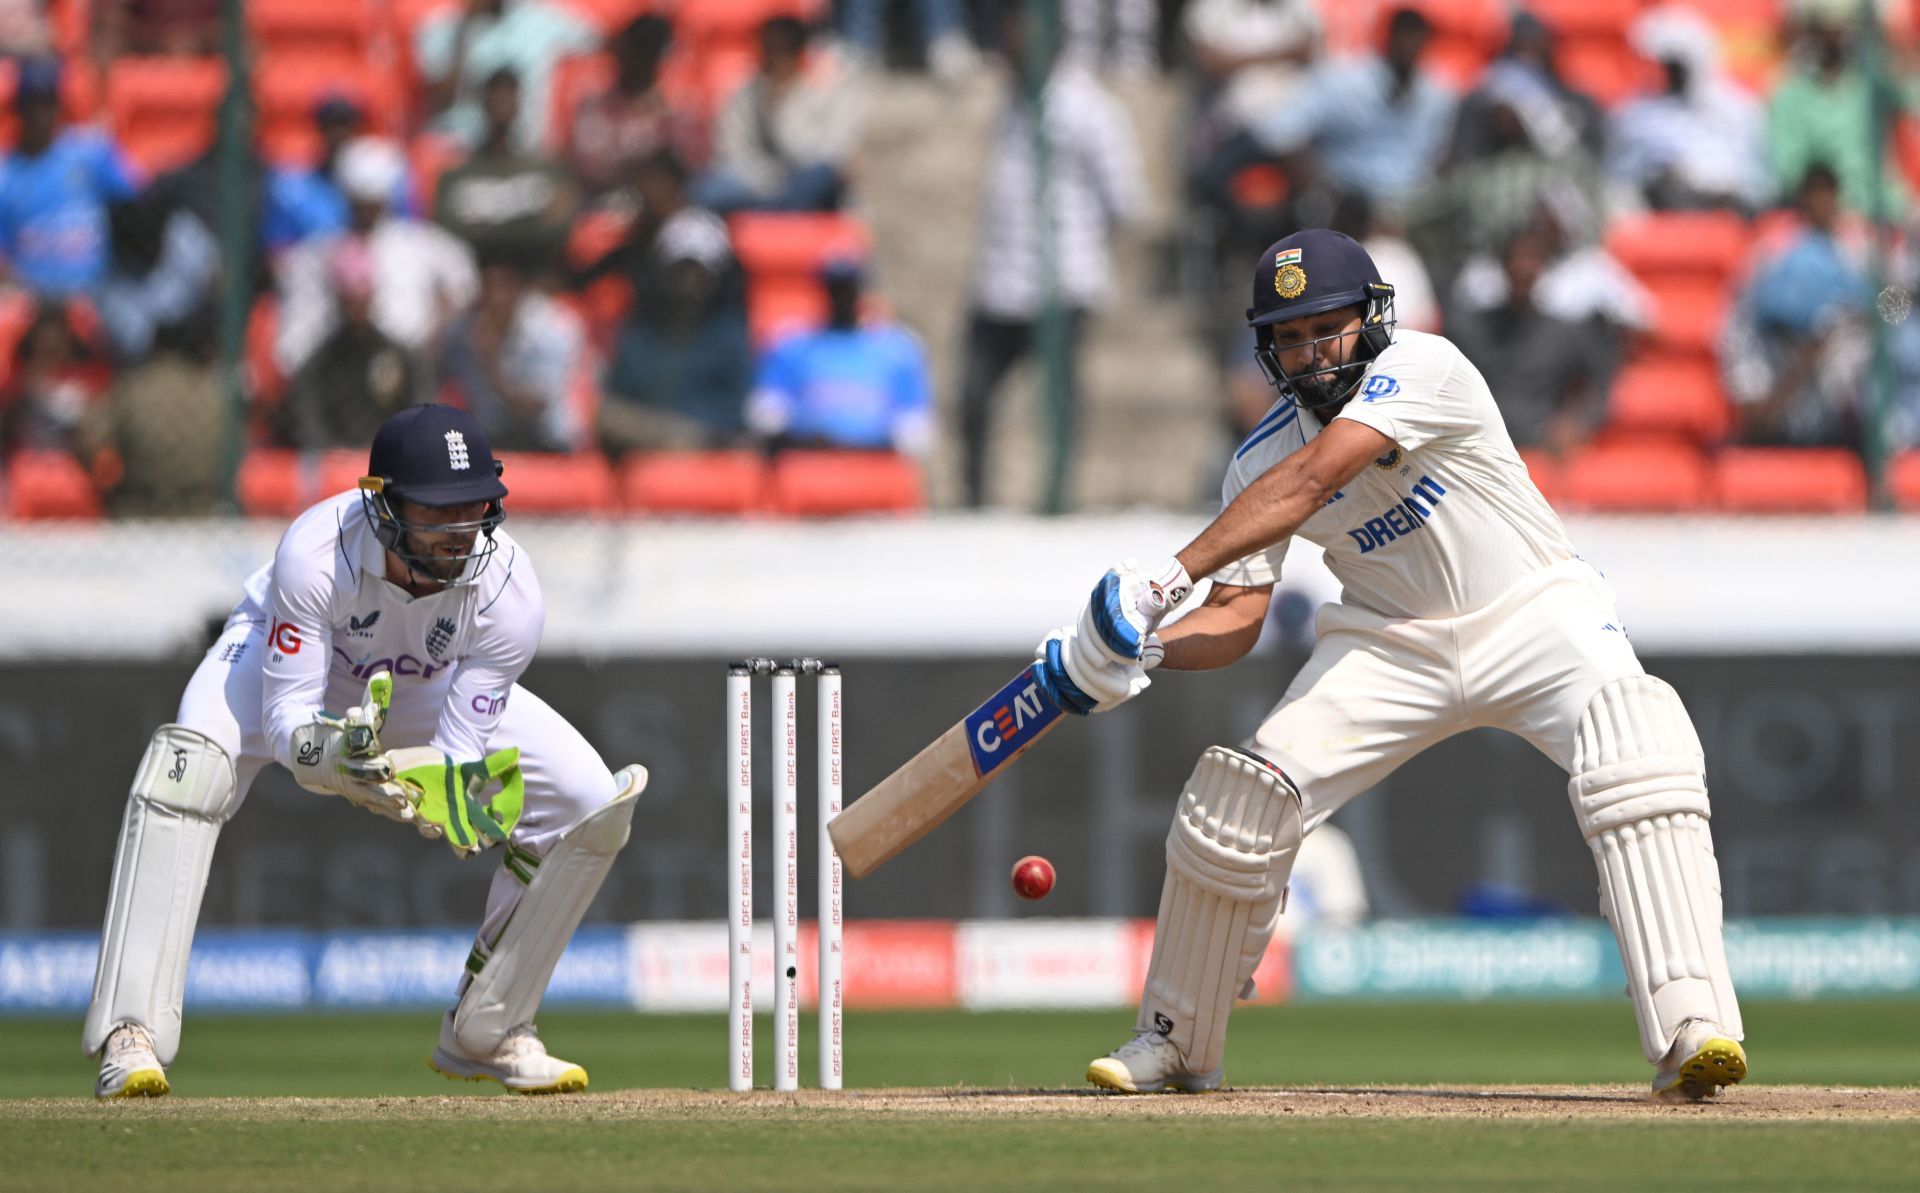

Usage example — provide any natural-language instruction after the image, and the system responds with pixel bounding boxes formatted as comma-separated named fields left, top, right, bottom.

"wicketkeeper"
left=1033, top=229, right=1745, bottom=1101
left=86, top=405, right=644, bottom=1098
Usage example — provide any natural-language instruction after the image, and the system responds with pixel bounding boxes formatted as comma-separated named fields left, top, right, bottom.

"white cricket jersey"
left=231, top=492, right=544, bottom=769
left=1215, top=330, right=1578, bottom=620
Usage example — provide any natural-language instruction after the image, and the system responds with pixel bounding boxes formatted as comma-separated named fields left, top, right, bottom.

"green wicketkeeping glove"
left=387, top=746, right=525, bottom=858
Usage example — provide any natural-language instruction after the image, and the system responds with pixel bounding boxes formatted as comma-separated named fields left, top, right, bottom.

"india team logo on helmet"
left=1274, top=248, right=1308, bottom=300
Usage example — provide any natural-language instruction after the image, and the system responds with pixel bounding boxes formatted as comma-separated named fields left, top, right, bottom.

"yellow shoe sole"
left=102, top=1068, right=170, bottom=1099
left=1086, top=1058, right=1141, bottom=1093
left=428, top=1056, right=589, bottom=1095
left=1655, top=1037, right=1747, bottom=1101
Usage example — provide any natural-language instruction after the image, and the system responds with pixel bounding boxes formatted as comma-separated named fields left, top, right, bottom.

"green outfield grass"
left=4, top=1001, right=1916, bottom=1192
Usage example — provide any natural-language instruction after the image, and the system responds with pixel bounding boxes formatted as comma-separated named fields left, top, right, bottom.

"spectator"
left=579, top=151, right=752, bottom=452
left=76, top=308, right=225, bottom=516
left=0, top=301, right=107, bottom=457
left=696, top=17, right=862, bottom=214
left=1721, top=162, right=1873, bottom=449
left=838, top=0, right=978, bottom=81
left=0, top=59, right=138, bottom=298
left=435, top=68, right=578, bottom=264
left=1062, top=0, right=1159, bottom=79
left=1406, top=60, right=1605, bottom=290
left=1608, top=5, right=1767, bottom=213
left=747, top=256, right=934, bottom=456
left=1446, top=11, right=1604, bottom=166
left=416, top=0, right=600, bottom=154
left=263, top=93, right=417, bottom=256
left=275, top=138, right=478, bottom=380
left=1449, top=198, right=1653, bottom=337
left=1330, top=191, right=1438, bottom=334
left=0, top=0, right=49, bottom=57
left=1447, top=222, right=1620, bottom=455
left=1183, top=0, right=1321, bottom=153
left=438, top=251, right=585, bottom=452
left=281, top=238, right=422, bottom=449
left=1766, top=1, right=1913, bottom=218
left=1241, top=7, right=1455, bottom=217
left=960, top=6, right=1144, bottom=508
left=96, top=190, right=218, bottom=363
left=567, top=15, right=704, bottom=198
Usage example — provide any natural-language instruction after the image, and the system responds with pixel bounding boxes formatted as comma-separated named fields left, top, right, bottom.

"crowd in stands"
left=1190, top=0, right=1920, bottom=513
left=0, top=0, right=1917, bottom=519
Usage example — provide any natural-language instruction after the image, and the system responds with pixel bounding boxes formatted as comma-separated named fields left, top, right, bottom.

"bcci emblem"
left=1274, top=247, right=1307, bottom=299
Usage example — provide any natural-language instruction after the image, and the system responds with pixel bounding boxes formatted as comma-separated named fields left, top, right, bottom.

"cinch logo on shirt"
left=964, top=666, right=1064, bottom=777
left=333, top=646, right=453, bottom=680
left=1346, top=475, right=1448, bottom=554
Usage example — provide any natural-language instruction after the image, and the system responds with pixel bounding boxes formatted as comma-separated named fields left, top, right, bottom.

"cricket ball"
left=1011, top=855, right=1056, bottom=901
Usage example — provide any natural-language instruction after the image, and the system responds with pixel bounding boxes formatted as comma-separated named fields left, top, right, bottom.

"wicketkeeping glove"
left=288, top=671, right=422, bottom=828
left=380, top=746, right=526, bottom=859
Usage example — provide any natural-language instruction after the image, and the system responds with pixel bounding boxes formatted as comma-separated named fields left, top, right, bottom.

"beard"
left=400, top=535, right=475, bottom=583
left=1291, top=359, right=1365, bottom=409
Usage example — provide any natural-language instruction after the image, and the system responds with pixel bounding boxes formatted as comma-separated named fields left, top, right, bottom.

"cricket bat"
left=828, top=664, right=1066, bottom=879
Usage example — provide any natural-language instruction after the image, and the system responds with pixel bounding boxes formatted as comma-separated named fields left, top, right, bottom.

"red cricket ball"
left=1011, top=855, right=1056, bottom=901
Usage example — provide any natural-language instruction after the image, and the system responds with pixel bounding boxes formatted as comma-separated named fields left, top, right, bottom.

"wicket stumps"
left=727, top=658, right=844, bottom=1092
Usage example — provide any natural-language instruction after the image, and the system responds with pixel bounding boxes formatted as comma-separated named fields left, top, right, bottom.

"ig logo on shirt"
left=1360, top=375, right=1400, bottom=402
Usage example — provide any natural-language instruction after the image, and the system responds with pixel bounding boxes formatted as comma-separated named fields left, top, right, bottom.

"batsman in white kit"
left=1031, top=229, right=1745, bottom=1101
left=85, top=404, right=644, bottom=1098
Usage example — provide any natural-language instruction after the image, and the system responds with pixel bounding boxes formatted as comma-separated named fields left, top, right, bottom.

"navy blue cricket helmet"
left=1246, top=228, right=1396, bottom=411
left=359, top=404, right=508, bottom=586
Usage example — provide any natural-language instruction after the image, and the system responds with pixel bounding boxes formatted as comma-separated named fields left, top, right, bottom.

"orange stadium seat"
left=1606, top=356, right=1733, bottom=444
left=107, top=57, right=227, bottom=174
left=730, top=213, right=870, bottom=277
left=236, top=449, right=304, bottom=518
left=1396, top=0, right=1505, bottom=89
left=254, top=61, right=402, bottom=165
left=497, top=451, right=618, bottom=514
left=246, top=298, right=285, bottom=408
left=770, top=450, right=921, bottom=516
left=1713, top=447, right=1868, bottom=513
left=748, top=276, right=826, bottom=345
left=1644, top=281, right=1729, bottom=357
left=1889, top=451, right=1920, bottom=511
left=4, top=450, right=100, bottom=519
left=1527, top=0, right=1651, bottom=107
left=1560, top=440, right=1713, bottom=512
left=548, top=51, right=614, bottom=148
left=674, top=0, right=827, bottom=53
left=318, top=449, right=370, bottom=498
left=623, top=450, right=768, bottom=514
left=1517, top=448, right=1563, bottom=506
left=557, top=0, right=658, bottom=33
left=1606, top=211, right=1752, bottom=286
left=567, top=208, right=636, bottom=348
left=247, top=0, right=382, bottom=69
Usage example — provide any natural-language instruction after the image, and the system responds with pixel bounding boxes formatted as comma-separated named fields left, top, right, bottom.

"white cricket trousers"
left=1247, top=559, right=1646, bottom=832
left=176, top=616, right=618, bottom=957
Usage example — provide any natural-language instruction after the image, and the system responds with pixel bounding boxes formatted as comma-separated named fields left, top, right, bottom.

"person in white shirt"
left=86, top=406, right=643, bottom=1099
left=275, top=138, right=480, bottom=379
left=1031, top=229, right=1746, bottom=1102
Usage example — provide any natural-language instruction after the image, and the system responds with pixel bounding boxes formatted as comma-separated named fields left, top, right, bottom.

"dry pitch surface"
left=5, top=1083, right=1915, bottom=1123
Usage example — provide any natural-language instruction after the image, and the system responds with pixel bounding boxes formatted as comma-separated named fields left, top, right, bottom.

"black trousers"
left=957, top=306, right=1087, bottom=508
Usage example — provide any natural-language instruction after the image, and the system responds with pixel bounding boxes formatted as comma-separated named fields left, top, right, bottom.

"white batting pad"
left=1137, top=746, right=1302, bottom=1076
left=83, top=725, right=239, bottom=1065
left=452, top=764, right=644, bottom=1054
left=1569, top=676, right=1741, bottom=1062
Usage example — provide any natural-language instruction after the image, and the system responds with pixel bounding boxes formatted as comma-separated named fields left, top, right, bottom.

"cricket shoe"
left=1086, top=1030, right=1223, bottom=1094
left=1651, top=1019, right=1747, bottom=1101
left=95, top=1023, right=169, bottom=1100
left=429, top=1014, right=588, bottom=1094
